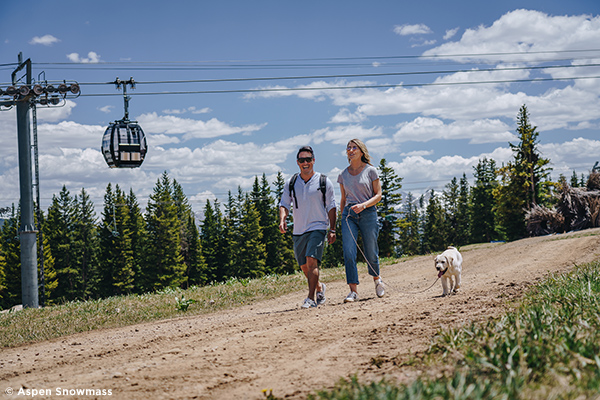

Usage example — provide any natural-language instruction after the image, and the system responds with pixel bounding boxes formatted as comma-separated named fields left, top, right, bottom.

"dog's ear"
left=446, top=255, right=452, bottom=265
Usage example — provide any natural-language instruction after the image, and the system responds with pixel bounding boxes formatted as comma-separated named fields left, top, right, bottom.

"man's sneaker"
left=316, top=282, right=327, bottom=306
left=375, top=279, right=385, bottom=298
left=344, top=291, right=359, bottom=303
left=301, top=298, right=317, bottom=309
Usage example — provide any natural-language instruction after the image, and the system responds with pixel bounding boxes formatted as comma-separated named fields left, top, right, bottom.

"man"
left=279, top=146, right=337, bottom=309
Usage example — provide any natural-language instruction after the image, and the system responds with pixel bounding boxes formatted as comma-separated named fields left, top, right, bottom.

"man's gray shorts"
left=292, top=230, right=326, bottom=267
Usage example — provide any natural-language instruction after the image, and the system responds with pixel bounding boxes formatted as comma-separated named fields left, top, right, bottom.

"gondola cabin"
left=102, top=121, right=147, bottom=168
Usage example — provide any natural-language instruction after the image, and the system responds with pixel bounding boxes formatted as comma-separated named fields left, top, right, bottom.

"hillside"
left=2, top=229, right=600, bottom=399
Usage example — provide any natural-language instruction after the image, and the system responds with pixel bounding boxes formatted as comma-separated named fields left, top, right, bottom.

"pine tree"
left=470, top=158, right=498, bottom=243
left=184, top=213, right=206, bottom=286
left=495, top=105, right=551, bottom=240
left=273, top=172, right=296, bottom=273
left=200, top=199, right=223, bottom=283
left=39, top=233, right=57, bottom=304
left=144, top=172, right=186, bottom=290
left=222, top=190, right=241, bottom=280
left=322, top=209, right=343, bottom=268
left=172, top=180, right=206, bottom=288
left=377, top=158, right=403, bottom=257
left=72, top=188, right=99, bottom=298
left=0, top=249, right=6, bottom=309
left=397, top=192, right=421, bottom=256
left=443, top=177, right=460, bottom=246
left=98, top=184, right=135, bottom=297
left=513, top=105, right=553, bottom=208
left=494, top=168, right=526, bottom=241
left=231, top=193, right=266, bottom=278
left=45, top=186, right=79, bottom=302
left=422, top=190, right=446, bottom=253
left=570, top=171, right=579, bottom=188
left=126, top=189, right=148, bottom=293
left=456, top=174, right=471, bottom=246
left=0, top=206, right=19, bottom=309
left=251, top=174, right=293, bottom=275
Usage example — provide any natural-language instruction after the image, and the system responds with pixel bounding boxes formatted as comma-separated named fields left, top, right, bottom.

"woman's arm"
left=339, top=183, right=347, bottom=210
left=352, top=178, right=382, bottom=213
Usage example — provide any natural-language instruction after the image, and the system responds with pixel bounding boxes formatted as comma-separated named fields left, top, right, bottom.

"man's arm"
left=327, top=207, right=337, bottom=244
left=279, top=206, right=289, bottom=234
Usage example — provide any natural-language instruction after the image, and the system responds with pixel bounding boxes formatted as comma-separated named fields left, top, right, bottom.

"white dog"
left=434, top=246, right=463, bottom=296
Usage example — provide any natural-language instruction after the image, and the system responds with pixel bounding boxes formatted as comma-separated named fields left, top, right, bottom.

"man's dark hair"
left=296, top=145, right=314, bottom=159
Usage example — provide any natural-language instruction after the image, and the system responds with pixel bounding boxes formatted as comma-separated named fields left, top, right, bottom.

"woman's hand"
left=351, top=203, right=367, bottom=213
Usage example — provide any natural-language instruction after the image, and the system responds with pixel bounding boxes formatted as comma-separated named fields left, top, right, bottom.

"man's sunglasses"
left=297, top=157, right=313, bottom=164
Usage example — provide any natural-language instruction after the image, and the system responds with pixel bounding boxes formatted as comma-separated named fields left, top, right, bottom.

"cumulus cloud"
left=394, top=23, right=433, bottom=36
left=136, top=112, right=266, bottom=140
left=37, top=121, right=105, bottom=153
left=444, top=28, right=460, bottom=40
left=163, top=106, right=212, bottom=115
left=394, top=117, right=515, bottom=144
left=35, top=100, right=77, bottom=122
left=423, top=10, right=600, bottom=63
left=67, top=51, right=101, bottom=63
left=541, top=137, right=600, bottom=173
left=329, top=108, right=366, bottom=124
left=29, top=35, right=60, bottom=46
left=98, top=105, right=114, bottom=114
left=312, top=125, right=383, bottom=146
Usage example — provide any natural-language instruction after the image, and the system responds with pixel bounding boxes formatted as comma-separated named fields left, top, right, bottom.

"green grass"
left=308, top=260, right=600, bottom=400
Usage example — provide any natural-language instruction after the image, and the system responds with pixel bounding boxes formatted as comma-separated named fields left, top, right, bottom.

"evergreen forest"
left=0, top=105, right=593, bottom=309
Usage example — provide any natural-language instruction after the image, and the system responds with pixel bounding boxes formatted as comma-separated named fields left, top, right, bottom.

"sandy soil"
left=2, top=229, right=600, bottom=400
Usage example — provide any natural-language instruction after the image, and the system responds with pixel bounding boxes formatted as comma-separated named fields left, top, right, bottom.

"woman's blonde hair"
left=348, top=139, right=371, bottom=165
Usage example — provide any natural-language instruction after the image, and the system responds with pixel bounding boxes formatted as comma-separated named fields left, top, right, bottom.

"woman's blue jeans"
left=341, top=205, right=380, bottom=285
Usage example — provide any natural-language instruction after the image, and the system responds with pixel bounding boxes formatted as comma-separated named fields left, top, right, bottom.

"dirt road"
left=2, top=229, right=599, bottom=400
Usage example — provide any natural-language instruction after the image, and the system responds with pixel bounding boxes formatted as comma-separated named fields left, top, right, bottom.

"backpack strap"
left=289, top=173, right=327, bottom=208
left=319, top=174, right=327, bottom=207
left=289, top=173, right=299, bottom=208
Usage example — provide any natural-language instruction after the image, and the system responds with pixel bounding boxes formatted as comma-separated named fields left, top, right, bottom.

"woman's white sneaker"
left=344, top=291, right=359, bottom=303
left=375, top=279, right=385, bottom=297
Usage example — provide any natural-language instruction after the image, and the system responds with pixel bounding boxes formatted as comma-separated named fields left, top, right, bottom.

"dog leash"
left=344, top=212, right=441, bottom=295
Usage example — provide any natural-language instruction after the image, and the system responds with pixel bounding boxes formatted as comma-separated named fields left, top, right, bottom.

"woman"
left=337, top=139, right=384, bottom=302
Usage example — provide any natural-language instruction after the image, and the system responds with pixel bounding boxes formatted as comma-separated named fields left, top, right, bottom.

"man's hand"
left=327, top=231, right=336, bottom=244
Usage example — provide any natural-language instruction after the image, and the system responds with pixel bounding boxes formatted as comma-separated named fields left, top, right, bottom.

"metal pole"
left=32, top=102, right=45, bottom=307
left=14, top=56, right=39, bottom=308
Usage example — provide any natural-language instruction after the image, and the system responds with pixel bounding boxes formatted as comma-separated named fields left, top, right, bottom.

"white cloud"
left=192, top=107, right=212, bottom=114
left=67, top=51, right=101, bottom=63
left=29, top=35, right=60, bottom=46
left=541, top=137, right=600, bottom=173
left=37, top=121, right=105, bottom=154
left=394, top=117, right=515, bottom=144
left=136, top=112, right=266, bottom=140
left=394, top=23, right=433, bottom=36
left=388, top=146, right=514, bottom=194
left=147, top=139, right=288, bottom=189
left=402, top=150, right=433, bottom=157
left=163, top=106, right=211, bottom=115
left=423, top=10, right=600, bottom=63
left=329, top=108, right=366, bottom=124
left=444, top=28, right=460, bottom=40
left=36, top=100, right=77, bottom=122
left=312, top=125, right=383, bottom=146
left=98, top=105, right=114, bottom=114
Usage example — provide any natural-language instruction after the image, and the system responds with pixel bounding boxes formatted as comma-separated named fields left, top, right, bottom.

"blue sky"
left=1, top=0, right=600, bottom=219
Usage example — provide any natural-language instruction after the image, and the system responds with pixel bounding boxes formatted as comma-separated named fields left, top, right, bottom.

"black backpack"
left=289, top=173, right=327, bottom=208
